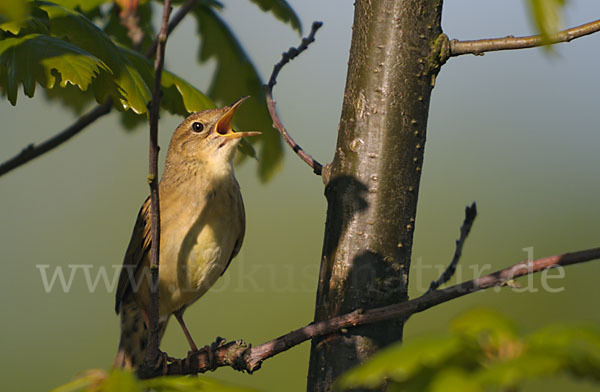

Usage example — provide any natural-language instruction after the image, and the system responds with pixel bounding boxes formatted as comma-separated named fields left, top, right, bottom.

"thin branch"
left=139, top=246, right=600, bottom=378
left=0, top=0, right=198, bottom=179
left=450, top=18, right=600, bottom=57
left=145, top=0, right=197, bottom=58
left=0, top=101, right=112, bottom=177
left=265, top=21, right=324, bottom=176
left=142, top=0, right=172, bottom=370
left=427, top=202, right=477, bottom=292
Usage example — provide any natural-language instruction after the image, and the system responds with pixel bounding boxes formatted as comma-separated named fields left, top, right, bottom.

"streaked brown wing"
left=115, top=197, right=152, bottom=314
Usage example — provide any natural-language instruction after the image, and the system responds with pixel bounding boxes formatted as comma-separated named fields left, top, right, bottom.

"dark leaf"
left=0, top=34, right=109, bottom=104
left=193, top=5, right=282, bottom=181
left=247, top=0, right=301, bottom=34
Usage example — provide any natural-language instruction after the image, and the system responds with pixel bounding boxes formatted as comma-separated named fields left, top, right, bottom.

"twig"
left=265, top=21, right=324, bottom=175
left=145, top=0, right=198, bottom=58
left=142, top=0, right=172, bottom=370
left=450, top=18, right=600, bottom=57
left=0, top=101, right=112, bottom=177
left=139, top=246, right=600, bottom=378
left=0, top=0, right=199, bottom=179
left=427, top=202, right=477, bottom=292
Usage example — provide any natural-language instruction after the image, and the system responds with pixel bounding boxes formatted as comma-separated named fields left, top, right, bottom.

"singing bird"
left=114, top=97, right=260, bottom=368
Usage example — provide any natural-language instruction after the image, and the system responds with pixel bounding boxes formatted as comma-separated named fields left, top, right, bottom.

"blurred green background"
left=1, top=0, right=599, bottom=391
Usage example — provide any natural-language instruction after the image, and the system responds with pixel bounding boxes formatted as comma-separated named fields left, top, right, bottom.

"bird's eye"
left=192, top=122, right=204, bottom=133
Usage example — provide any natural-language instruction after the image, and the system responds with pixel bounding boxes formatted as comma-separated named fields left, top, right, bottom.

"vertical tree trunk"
left=307, top=1, right=444, bottom=390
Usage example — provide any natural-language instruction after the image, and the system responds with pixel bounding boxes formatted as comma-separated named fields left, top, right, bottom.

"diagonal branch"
left=0, top=0, right=199, bottom=179
left=142, top=0, right=172, bottom=371
left=265, top=21, right=324, bottom=176
left=138, top=246, right=600, bottom=378
left=449, top=18, right=600, bottom=57
left=427, top=202, right=477, bottom=292
left=0, top=100, right=112, bottom=177
left=145, top=0, right=197, bottom=58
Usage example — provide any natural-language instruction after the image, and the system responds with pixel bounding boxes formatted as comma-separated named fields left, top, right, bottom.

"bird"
left=113, top=97, right=260, bottom=368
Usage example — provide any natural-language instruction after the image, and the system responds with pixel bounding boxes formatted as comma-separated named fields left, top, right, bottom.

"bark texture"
left=307, top=1, right=444, bottom=390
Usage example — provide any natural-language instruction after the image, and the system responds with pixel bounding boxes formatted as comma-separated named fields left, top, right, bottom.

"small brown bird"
left=113, top=97, right=260, bottom=368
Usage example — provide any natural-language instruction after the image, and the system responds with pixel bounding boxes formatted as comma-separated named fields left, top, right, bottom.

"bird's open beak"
left=215, top=96, right=262, bottom=139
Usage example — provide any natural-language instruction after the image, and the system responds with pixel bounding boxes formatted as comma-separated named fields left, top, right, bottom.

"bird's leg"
left=174, top=309, right=199, bottom=352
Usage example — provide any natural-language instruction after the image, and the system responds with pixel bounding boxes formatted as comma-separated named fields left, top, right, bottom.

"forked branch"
left=139, top=246, right=600, bottom=378
left=0, top=0, right=199, bottom=179
left=265, top=21, right=324, bottom=175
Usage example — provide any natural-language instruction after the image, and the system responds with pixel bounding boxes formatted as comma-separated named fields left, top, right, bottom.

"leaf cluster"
left=336, top=308, right=600, bottom=391
left=52, top=368, right=259, bottom=392
left=0, top=0, right=301, bottom=180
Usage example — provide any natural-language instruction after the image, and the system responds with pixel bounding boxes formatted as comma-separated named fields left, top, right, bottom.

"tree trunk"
left=307, top=1, right=444, bottom=390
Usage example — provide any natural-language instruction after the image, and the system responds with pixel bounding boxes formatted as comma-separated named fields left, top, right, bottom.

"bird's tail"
left=113, top=300, right=168, bottom=369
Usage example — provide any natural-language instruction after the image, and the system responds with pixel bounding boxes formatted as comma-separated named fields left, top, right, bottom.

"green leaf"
left=51, top=369, right=111, bottom=392
left=526, top=325, right=600, bottom=380
left=527, top=0, right=566, bottom=48
left=194, top=5, right=282, bottom=181
left=429, top=368, right=482, bottom=392
left=474, top=353, right=563, bottom=389
left=39, top=1, right=151, bottom=113
left=237, top=137, right=258, bottom=161
left=0, top=1, right=152, bottom=113
left=247, top=0, right=301, bottom=34
left=0, top=1, right=49, bottom=35
left=337, top=309, right=600, bottom=391
left=0, top=34, right=109, bottom=104
left=120, top=45, right=215, bottom=115
left=98, top=369, right=142, bottom=392
left=47, top=0, right=108, bottom=13
left=44, top=79, right=96, bottom=113
left=116, top=45, right=256, bottom=161
left=451, top=307, right=518, bottom=343
left=142, top=375, right=260, bottom=392
left=103, top=2, right=155, bottom=52
left=335, top=336, right=465, bottom=390
left=0, top=0, right=28, bottom=22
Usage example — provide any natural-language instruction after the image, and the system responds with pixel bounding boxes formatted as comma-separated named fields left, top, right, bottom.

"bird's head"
left=166, top=96, right=261, bottom=166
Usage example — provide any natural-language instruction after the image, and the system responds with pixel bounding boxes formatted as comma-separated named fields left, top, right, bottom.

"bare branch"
left=450, top=18, right=600, bottom=57
left=427, top=202, right=477, bottom=292
left=0, top=0, right=199, bottom=179
left=0, top=101, right=112, bottom=177
left=265, top=21, right=324, bottom=176
left=142, top=0, right=172, bottom=370
left=145, top=0, right=198, bottom=58
left=139, top=246, right=600, bottom=378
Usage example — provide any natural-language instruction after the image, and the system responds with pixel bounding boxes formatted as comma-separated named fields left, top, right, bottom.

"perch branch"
left=427, top=202, right=477, bottom=292
left=0, top=0, right=199, bottom=179
left=450, top=18, right=600, bottom=57
left=265, top=21, right=324, bottom=175
left=142, top=0, right=172, bottom=370
left=139, top=246, right=600, bottom=378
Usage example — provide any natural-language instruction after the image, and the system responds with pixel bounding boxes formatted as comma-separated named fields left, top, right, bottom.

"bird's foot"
left=156, top=350, right=177, bottom=375
left=179, top=337, right=227, bottom=372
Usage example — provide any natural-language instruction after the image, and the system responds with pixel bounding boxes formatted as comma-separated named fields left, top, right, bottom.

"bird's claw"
left=155, top=350, right=177, bottom=375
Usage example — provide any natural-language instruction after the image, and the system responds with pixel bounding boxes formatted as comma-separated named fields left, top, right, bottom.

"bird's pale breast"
left=147, top=173, right=243, bottom=318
